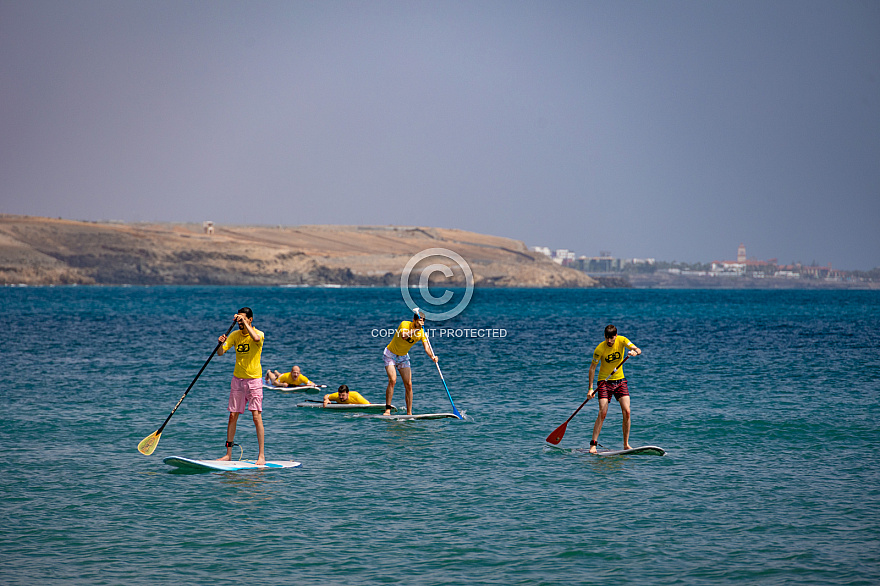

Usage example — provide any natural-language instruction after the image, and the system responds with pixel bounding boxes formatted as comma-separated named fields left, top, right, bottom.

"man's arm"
left=239, top=316, right=261, bottom=342
left=587, top=361, right=598, bottom=398
left=422, top=334, right=439, bottom=363
left=627, top=343, right=641, bottom=357
left=217, top=334, right=229, bottom=356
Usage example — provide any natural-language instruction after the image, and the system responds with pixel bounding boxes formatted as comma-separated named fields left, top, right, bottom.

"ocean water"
left=1, top=286, right=878, bottom=585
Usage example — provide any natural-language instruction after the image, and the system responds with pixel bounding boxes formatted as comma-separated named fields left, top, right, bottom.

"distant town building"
left=529, top=246, right=657, bottom=273
left=531, top=246, right=552, bottom=257
left=576, top=254, right=621, bottom=272
left=533, top=241, right=855, bottom=283
left=553, top=249, right=576, bottom=266
left=711, top=245, right=776, bottom=276
left=709, top=244, right=844, bottom=280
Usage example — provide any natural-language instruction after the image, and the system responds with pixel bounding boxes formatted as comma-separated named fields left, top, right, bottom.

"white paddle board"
left=366, top=412, right=460, bottom=421
left=594, top=445, right=665, bottom=456
left=296, top=401, right=396, bottom=412
left=263, top=383, right=322, bottom=392
left=164, top=457, right=302, bottom=472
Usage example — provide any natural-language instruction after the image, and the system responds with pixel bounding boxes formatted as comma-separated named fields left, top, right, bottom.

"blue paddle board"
left=164, top=457, right=302, bottom=472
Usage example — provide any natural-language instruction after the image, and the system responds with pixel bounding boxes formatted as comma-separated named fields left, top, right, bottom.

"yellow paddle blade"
left=137, top=431, right=161, bottom=455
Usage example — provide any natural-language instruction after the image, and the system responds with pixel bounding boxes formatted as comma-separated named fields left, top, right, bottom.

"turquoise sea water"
left=1, top=286, right=879, bottom=585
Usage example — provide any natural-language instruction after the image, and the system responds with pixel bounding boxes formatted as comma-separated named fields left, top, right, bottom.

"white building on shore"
left=531, top=246, right=552, bottom=257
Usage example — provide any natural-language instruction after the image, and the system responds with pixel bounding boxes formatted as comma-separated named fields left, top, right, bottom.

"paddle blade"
left=137, top=431, right=161, bottom=455
left=545, top=422, right=568, bottom=445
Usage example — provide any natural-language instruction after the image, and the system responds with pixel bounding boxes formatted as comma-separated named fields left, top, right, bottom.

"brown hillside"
left=0, top=215, right=596, bottom=287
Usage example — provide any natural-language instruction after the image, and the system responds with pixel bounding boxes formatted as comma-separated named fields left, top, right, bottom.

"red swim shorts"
left=597, top=378, right=629, bottom=401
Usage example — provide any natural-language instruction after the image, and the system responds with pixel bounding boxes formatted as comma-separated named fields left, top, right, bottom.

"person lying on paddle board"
left=216, top=307, right=267, bottom=465
left=265, top=365, right=314, bottom=388
left=323, top=384, right=370, bottom=407
left=382, top=308, right=438, bottom=416
left=586, top=324, right=641, bottom=454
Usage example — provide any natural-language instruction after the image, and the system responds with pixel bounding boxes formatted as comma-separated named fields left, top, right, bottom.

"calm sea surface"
left=1, top=286, right=878, bottom=585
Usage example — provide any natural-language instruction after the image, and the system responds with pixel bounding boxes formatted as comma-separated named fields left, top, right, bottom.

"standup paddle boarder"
left=216, top=307, right=267, bottom=465
left=586, top=324, right=641, bottom=454
left=382, top=308, right=438, bottom=416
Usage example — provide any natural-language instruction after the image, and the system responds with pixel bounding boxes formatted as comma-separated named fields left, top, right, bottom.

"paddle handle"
left=154, top=319, right=237, bottom=435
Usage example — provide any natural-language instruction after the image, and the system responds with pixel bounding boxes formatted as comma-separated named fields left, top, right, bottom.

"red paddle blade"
left=545, top=422, right=568, bottom=445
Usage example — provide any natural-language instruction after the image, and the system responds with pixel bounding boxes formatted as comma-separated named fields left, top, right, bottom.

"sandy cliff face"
left=0, top=216, right=596, bottom=287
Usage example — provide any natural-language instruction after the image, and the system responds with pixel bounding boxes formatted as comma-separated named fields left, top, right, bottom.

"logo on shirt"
left=236, top=343, right=250, bottom=353
left=605, top=351, right=621, bottom=363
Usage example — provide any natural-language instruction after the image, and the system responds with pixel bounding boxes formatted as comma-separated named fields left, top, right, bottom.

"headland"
left=0, top=215, right=596, bottom=287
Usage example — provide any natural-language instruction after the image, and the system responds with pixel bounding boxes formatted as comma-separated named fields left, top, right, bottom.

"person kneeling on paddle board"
left=383, top=308, right=438, bottom=416
left=266, top=365, right=313, bottom=388
left=586, top=324, right=641, bottom=454
left=323, top=384, right=370, bottom=407
left=216, top=307, right=267, bottom=465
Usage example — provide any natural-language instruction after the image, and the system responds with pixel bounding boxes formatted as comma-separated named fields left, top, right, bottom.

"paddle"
left=435, top=362, right=463, bottom=419
left=545, top=355, right=630, bottom=445
left=137, top=319, right=238, bottom=455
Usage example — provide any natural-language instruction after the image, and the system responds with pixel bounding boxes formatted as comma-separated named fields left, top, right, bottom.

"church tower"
left=737, top=244, right=746, bottom=263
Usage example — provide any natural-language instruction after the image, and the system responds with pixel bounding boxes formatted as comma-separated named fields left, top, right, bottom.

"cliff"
left=0, top=215, right=597, bottom=288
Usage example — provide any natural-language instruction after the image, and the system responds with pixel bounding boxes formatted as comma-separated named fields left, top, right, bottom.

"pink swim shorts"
left=228, top=376, right=264, bottom=413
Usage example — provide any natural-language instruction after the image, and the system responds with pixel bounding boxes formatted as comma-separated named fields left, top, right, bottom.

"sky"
left=1, top=1, right=878, bottom=270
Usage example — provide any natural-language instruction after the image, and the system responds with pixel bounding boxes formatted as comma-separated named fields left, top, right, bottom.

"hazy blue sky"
left=2, top=1, right=878, bottom=269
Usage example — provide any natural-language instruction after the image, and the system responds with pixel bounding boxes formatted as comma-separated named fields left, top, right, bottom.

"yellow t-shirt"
left=592, top=335, right=635, bottom=381
left=277, top=372, right=312, bottom=386
left=327, top=390, right=370, bottom=404
left=386, top=320, right=427, bottom=356
left=222, top=328, right=264, bottom=380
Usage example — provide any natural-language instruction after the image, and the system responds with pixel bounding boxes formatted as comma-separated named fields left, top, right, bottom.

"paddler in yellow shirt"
left=265, top=365, right=314, bottom=388
left=323, top=384, right=370, bottom=407
left=216, top=307, right=267, bottom=465
left=383, top=308, right=438, bottom=416
left=586, top=324, right=642, bottom=454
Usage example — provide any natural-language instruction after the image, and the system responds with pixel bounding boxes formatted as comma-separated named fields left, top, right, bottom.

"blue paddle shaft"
left=436, top=363, right=462, bottom=419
